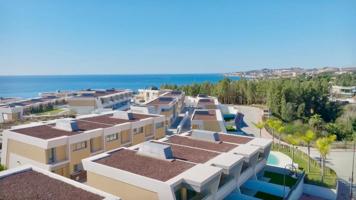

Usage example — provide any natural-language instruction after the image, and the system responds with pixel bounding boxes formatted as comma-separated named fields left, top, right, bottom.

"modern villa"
left=67, top=89, right=133, bottom=114
left=1, top=110, right=166, bottom=180
left=191, top=109, right=227, bottom=133
left=131, top=90, right=185, bottom=127
left=82, top=130, right=273, bottom=200
left=330, top=85, right=356, bottom=103
left=0, top=165, right=120, bottom=200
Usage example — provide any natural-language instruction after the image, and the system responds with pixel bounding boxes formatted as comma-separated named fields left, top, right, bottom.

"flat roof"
left=8, top=96, right=60, bottom=107
left=162, top=91, right=183, bottom=97
left=192, top=110, right=217, bottom=120
left=12, top=113, right=158, bottom=140
left=197, top=98, right=215, bottom=105
left=95, top=149, right=194, bottom=182
left=218, top=134, right=253, bottom=144
left=154, top=141, right=219, bottom=163
left=165, top=135, right=237, bottom=152
left=146, top=97, right=175, bottom=106
left=0, top=170, right=103, bottom=200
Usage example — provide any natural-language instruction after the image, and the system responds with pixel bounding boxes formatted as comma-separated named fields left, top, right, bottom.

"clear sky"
left=0, top=0, right=355, bottom=75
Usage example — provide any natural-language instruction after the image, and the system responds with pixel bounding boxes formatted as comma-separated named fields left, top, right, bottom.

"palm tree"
left=309, top=114, right=323, bottom=132
left=253, top=121, right=265, bottom=138
left=285, top=134, right=300, bottom=167
left=266, top=119, right=282, bottom=148
left=315, top=135, right=336, bottom=182
left=301, top=129, right=316, bottom=173
left=276, top=125, right=285, bottom=151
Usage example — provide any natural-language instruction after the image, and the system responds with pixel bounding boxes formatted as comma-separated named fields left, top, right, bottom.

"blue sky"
left=0, top=0, right=355, bottom=75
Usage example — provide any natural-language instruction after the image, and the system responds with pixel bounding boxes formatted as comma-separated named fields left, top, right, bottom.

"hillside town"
left=224, top=67, right=356, bottom=79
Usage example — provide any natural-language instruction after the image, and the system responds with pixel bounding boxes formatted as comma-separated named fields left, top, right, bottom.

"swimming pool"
left=267, top=152, right=280, bottom=166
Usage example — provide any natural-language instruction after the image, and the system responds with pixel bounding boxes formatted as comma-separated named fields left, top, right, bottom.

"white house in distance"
left=330, top=85, right=356, bottom=103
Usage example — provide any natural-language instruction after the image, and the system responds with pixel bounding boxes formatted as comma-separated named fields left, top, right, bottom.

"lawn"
left=272, top=144, right=337, bottom=188
left=254, top=192, right=283, bottom=200
left=264, top=171, right=298, bottom=187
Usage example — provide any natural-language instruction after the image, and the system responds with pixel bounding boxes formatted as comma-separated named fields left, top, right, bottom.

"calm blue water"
left=0, top=74, right=239, bottom=98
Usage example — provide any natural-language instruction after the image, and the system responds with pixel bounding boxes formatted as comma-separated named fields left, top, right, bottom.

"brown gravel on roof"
left=192, top=110, right=217, bottom=120
left=197, top=98, right=214, bottom=105
left=76, top=120, right=111, bottom=130
left=13, top=112, right=157, bottom=140
left=81, top=113, right=156, bottom=125
left=167, top=135, right=237, bottom=152
left=154, top=141, right=219, bottom=163
left=13, top=125, right=76, bottom=139
left=95, top=149, right=194, bottom=181
left=219, top=134, right=253, bottom=144
left=146, top=97, right=174, bottom=105
left=0, top=170, right=103, bottom=200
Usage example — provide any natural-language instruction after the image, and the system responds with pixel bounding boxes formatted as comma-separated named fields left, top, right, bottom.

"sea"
left=0, top=74, right=240, bottom=98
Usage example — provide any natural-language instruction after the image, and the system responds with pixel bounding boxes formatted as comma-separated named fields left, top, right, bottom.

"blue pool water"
left=0, top=74, right=240, bottom=98
left=267, top=153, right=279, bottom=165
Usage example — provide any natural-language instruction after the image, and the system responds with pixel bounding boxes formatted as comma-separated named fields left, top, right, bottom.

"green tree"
left=301, top=129, right=316, bottom=173
left=315, top=135, right=336, bottom=182
left=309, top=114, right=323, bottom=132
left=253, top=121, right=265, bottom=138
left=266, top=119, right=282, bottom=147
left=285, top=134, right=300, bottom=167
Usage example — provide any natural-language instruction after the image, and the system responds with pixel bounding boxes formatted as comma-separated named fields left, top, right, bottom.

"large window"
left=72, top=141, right=87, bottom=151
left=106, top=133, right=118, bottom=142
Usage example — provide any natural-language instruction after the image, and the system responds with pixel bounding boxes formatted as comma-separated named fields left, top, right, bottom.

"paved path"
left=235, top=105, right=356, bottom=182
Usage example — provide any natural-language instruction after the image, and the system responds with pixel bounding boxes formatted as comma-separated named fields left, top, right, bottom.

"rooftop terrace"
left=0, top=170, right=104, bottom=200
left=192, top=110, right=217, bottom=120
left=11, top=112, right=159, bottom=140
left=146, top=97, right=175, bottom=106
left=95, top=149, right=194, bottom=181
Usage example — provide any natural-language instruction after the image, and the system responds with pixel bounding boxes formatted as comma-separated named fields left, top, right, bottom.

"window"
left=155, top=122, right=164, bottom=129
left=72, top=141, right=87, bottom=151
left=133, top=127, right=144, bottom=135
left=106, top=133, right=118, bottom=142
left=48, top=148, right=56, bottom=163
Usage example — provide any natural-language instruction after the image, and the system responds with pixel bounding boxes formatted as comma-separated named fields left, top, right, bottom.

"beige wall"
left=70, top=142, right=90, bottom=174
left=203, top=121, right=222, bottom=132
left=87, top=171, right=159, bottom=200
left=105, top=135, right=121, bottom=151
left=46, top=145, right=67, bottom=162
left=90, top=136, right=103, bottom=153
left=6, top=139, right=47, bottom=167
left=120, top=129, right=131, bottom=144
left=154, top=127, right=165, bottom=140
left=132, top=132, right=145, bottom=145
left=144, top=124, right=154, bottom=137
left=52, top=164, right=70, bottom=177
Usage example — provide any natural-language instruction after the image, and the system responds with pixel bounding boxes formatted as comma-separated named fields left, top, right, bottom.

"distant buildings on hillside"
left=224, top=67, right=356, bottom=79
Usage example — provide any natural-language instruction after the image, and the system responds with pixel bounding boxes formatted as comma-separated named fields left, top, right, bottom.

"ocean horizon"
left=0, top=74, right=240, bottom=98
